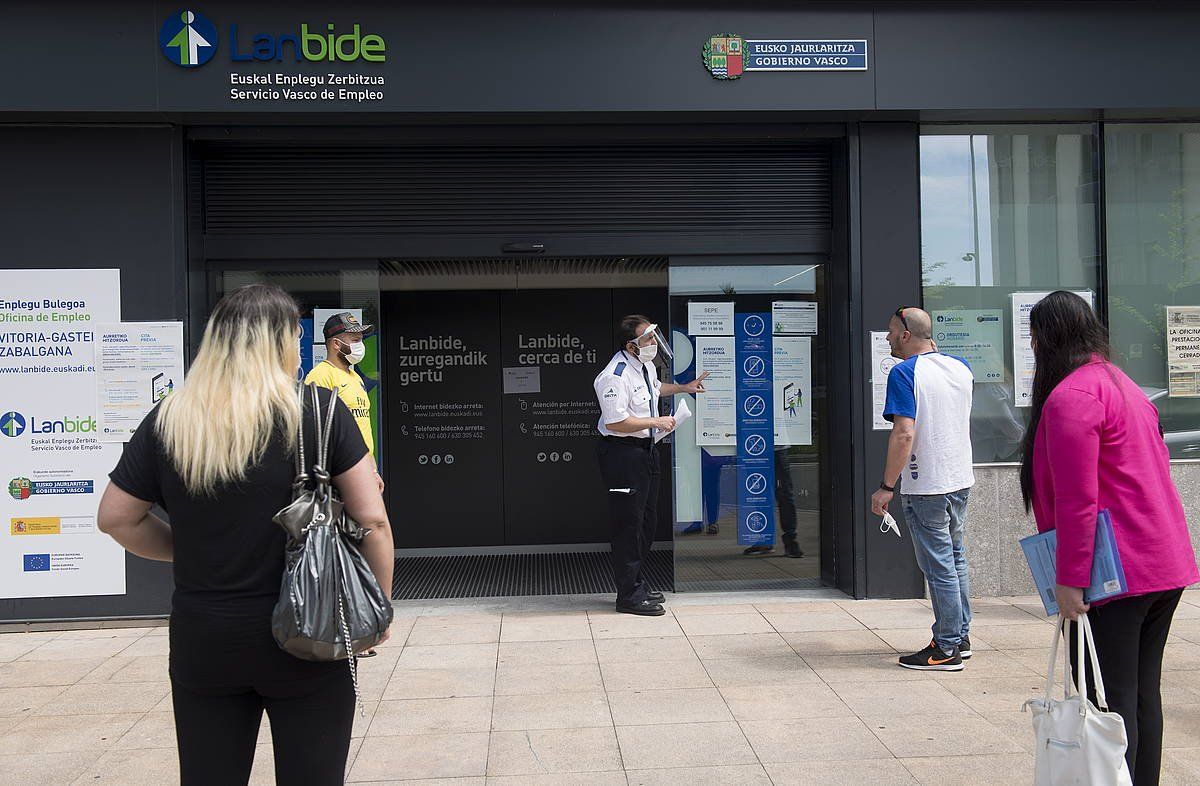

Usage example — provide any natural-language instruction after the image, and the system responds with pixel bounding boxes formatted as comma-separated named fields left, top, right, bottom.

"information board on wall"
left=694, top=336, right=735, bottom=445
left=1167, top=306, right=1200, bottom=398
left=96, top=322, right=185, bottom=441
left=772, top=336, right=812, bottom=446
left=931, top=309, right=1003, bottom=381
left=0, top=270, right=126, bottom=598
left=871, top=331, right=896, bottom=431
left=1012, top=291, right=1095, bottom=407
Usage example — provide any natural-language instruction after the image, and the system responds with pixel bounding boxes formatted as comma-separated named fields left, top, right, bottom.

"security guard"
left=594, top=315, right=707, bottom=615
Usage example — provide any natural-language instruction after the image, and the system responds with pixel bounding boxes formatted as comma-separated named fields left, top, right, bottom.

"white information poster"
left=931, top=309, right=1004, bottom=381
left=312, top=307, right=364, bottom=364
left=772, top=301, right=818, bottom=336
left=773, top=336, right=812, bottom=446
left=0, top=269, right=126, bottom=598
left=1167, top=306, right=1200, bottom=397
left=694, top=336, right=736, bottom=445
left=871, top=331, right=896, bottom=431
left=687, top=302, right=733, bottom=335
left=96, top=322, right=185, bottom=441
left=1012, top=291, right=1095, bottom=407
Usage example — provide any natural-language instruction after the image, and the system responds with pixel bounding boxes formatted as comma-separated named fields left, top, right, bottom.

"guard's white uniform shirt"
left=593, top=350, right=661, bottom=438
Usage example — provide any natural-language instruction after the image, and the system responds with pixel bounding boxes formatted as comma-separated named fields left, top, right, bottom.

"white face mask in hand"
left=880, top=511, right=901, bottom=537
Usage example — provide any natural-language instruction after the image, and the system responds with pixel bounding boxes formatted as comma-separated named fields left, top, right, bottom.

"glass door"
left=668, top=259, right=829, bottom=591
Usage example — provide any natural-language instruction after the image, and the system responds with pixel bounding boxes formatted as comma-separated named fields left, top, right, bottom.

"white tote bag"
left=1022, top=613, right=1132, bottom=786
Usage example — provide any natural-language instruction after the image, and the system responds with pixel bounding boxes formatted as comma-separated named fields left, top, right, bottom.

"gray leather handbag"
left=271, top=384, right=393, bottom=691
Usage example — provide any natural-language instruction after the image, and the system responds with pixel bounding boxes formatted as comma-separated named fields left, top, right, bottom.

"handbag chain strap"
left=303, top=382, right=366, bottom=714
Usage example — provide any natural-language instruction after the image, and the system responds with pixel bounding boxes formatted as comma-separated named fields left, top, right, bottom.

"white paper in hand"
left=655, top=398, right=693, bottom=443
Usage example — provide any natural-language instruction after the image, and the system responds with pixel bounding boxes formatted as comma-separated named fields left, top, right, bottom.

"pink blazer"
left=1031, top=359, right=1198, bottom=596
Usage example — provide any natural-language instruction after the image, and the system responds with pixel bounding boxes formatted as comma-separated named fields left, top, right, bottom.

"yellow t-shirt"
left=305, top=361, right=374, bottom=455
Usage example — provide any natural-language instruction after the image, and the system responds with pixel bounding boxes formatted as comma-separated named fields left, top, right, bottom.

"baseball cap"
left=322, top=312, right=374, bottom=341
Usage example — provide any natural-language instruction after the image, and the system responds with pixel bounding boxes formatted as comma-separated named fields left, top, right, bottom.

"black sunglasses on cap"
left=894, top=307, right=910, bottom=331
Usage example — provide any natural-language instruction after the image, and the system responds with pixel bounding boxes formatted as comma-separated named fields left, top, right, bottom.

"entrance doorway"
left=379, top=257, right=669, bottom=551
left=193, top=129, right=847, bottom=597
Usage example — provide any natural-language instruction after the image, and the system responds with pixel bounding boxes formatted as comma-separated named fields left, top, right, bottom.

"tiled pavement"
left=5, top=591, right=1200, bottom=785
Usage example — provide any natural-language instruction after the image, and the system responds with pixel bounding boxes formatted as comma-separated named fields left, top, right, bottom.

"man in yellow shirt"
left=306, top=312, right=384, bottom=493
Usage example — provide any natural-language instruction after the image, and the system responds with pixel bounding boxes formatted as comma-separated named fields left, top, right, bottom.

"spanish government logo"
left=0, top=412, right=26, bottom=438
left=703, top=33, right=745, bottom=80
left=160, top=10, right=218, bottom=67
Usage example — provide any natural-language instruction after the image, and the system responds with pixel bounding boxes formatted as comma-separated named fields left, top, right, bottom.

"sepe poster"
left=0, top=269, right=126, bottom=598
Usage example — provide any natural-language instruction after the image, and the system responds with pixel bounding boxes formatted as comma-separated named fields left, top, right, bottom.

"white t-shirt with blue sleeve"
left=884, top=351, right=975, bottom=495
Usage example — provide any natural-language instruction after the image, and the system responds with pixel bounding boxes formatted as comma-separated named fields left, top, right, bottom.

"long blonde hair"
left=156, top=284, right=302, bottom=495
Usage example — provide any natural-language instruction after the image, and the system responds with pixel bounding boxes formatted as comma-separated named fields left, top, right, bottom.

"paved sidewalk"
left=4, top=591, right=1200, bottom=785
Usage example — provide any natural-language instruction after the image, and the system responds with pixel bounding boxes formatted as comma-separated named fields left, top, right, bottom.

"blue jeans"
left=902, top=489, right=972, bottom=651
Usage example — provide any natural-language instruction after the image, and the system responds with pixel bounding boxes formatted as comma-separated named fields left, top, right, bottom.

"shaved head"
left=886, top=306, right=935, bottom=360
left=898, top=307, right=932, bottom=340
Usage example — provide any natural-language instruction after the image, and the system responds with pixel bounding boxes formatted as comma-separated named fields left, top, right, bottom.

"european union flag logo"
left=22, top=554, right=50, bottom=572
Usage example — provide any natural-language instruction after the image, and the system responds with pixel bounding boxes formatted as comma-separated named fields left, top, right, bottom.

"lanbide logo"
left=0, top=412, right=25, bottom=437
left=0, top=411, right=95, bottom=437
left=160, top=10, right=219, bottom=67
left=159, top=9, right=387, bottom=66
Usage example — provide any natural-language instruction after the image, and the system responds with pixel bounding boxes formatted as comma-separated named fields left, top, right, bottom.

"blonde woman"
left=97, top=284, right=393, bottom=785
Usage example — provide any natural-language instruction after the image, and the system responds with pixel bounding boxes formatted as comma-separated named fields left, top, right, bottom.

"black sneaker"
left=743, top=545, right=774, bottom=556
left=705, top=523, right=720, bottom=535
left=783, top=539, right=804, bottom=559
left=616, top=599, right=666, bottom=617
left=898, top=640, right=963, bottom=671
left=959, top=636, right=972, bottom=660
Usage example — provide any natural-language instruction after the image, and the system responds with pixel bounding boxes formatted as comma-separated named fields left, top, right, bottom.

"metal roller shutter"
left=199, top=142, right=831, bottom=251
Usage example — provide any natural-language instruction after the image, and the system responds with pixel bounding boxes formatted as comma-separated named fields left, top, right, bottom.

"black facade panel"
left=875, top=3, right=1200, bottom=112
left=855, top=123, right=925, bottom=599
left=200, top=143, right=832, bottom=251
left=0, top=126, right=184, bottom=622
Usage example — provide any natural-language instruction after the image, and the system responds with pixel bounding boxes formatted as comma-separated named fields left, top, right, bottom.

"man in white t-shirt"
left=871, top=306, right=975, bottom=672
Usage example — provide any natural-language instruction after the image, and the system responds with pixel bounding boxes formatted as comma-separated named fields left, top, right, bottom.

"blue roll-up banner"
left=298, top=318, right=315, bottom=377
left=735, top=312, right=775, bottom=546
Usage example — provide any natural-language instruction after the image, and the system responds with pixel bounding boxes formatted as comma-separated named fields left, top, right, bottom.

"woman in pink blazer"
left=1020, top=291, right=1198, bottom=786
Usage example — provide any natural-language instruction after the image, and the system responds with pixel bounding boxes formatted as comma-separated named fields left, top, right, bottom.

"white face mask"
left=338, top=339, right=366, bottom=365
left=636, top=343, right=658, bottom=363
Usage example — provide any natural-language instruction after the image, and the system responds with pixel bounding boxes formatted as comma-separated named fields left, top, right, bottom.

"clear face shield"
left=637, top=323, right=674, bottom=365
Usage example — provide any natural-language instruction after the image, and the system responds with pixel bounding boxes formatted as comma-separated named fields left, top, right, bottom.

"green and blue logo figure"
left=160, top=10, right=218, bottom=67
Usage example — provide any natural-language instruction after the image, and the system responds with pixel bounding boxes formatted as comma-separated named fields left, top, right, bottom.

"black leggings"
left=1069, top=589, right=1183, bottom=786
left=169, top=609, right=355, bottom=785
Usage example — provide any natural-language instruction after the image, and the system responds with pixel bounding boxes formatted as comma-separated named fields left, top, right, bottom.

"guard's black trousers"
left=597, top=436, right=660, bottom=606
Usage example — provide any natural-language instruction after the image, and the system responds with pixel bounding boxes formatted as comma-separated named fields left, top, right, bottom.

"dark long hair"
left=1019, top=291, right=1111, bottom=512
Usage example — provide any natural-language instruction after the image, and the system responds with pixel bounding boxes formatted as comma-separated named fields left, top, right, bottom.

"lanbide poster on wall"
left=0, top=270, right=126, bottom=598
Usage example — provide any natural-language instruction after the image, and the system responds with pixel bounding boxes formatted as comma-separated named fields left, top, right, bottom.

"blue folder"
left=1019, top=509, right=1128, bottom=617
